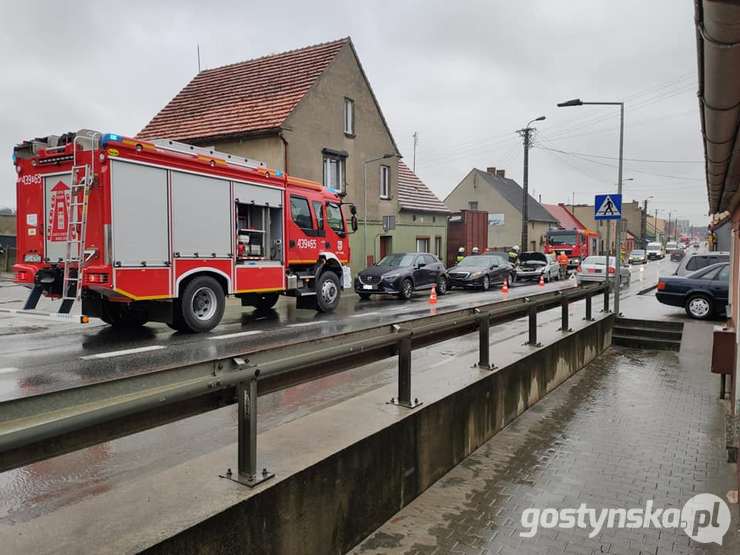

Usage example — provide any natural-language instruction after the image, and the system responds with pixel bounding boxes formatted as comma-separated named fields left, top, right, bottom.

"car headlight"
left=382, top=272, right=402, bottom=280
left=470, top=271, right=483, bottom=279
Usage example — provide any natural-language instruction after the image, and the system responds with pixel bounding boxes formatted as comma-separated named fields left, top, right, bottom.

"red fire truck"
left=12, top=130, right=356, bottom=332
left=544, top=228, right=598, bottom=270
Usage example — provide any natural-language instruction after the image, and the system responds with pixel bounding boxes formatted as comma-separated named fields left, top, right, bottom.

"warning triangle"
left=596, top=195, right=620, bottom=217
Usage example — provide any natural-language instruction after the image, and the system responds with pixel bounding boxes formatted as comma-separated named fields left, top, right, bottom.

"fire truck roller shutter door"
left=171, top=171, right=231, bottom=258
left=110, top=161, right=169, bottom=267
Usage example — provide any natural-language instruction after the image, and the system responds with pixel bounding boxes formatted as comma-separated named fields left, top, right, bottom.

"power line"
left=535, top=146, right=702, bottom=164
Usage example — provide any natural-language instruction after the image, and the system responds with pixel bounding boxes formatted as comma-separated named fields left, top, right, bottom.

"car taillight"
left=608, top=267, right=616, bottom=274
left=657, top=280, right=666, bottom=290
left=88, top=272, right=109, bottom=284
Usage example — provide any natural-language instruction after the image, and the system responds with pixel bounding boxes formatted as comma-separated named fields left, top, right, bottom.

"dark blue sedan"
left=656, top=262, right=729, bottom=320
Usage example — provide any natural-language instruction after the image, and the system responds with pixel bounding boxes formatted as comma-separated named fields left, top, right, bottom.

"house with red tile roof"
left=139, top=38, right=450, bottom=271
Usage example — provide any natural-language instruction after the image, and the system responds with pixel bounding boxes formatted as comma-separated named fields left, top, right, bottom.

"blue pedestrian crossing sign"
left=594, top=194, right=622, bottom=220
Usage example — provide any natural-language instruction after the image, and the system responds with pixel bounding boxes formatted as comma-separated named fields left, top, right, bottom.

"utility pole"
left=197, top=43, right=201, bottom=72
left=517, top=116, right=545, bottom=250
left=412, top=132, right=418, bottom=172
left=641, top=199, right=647, bottom=249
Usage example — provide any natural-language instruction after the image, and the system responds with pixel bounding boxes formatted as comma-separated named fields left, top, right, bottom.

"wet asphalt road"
left=0, top=259, right=676, bottom=528
left=0, top=259, right=672, bottom=404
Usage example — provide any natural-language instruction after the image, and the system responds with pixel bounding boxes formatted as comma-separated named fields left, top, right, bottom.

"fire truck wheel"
left=316, top=271, right=341, bottom=312
left=101, top=301, right=148, bottom=328
left=179, top=276, right=226, bottom=332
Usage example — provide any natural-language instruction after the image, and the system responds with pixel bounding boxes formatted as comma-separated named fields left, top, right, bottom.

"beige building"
left=445, top=168, right=557, bottom=251
left=138, top=38, right=447, bottom=272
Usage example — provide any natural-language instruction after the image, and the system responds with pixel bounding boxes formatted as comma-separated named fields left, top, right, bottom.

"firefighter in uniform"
left=456, top=247, right=466, bottom=264
left=507, top=245, right=520, bottom=266
left=557, top=251, right=569, bottom=279
left=471, top=246, right=480, bottom=255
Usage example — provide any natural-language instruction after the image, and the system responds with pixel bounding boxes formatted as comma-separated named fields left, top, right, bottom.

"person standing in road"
left=557, top=250, right=569, bottom=279
left=508, top=245, right=519, bottom=266
left=456, top=247, right=465, bottom=264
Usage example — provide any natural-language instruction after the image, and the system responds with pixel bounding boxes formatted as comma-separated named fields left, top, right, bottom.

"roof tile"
left=397, top=161, right=451, bottom=214
left=138, top=38, right=349, bottom=142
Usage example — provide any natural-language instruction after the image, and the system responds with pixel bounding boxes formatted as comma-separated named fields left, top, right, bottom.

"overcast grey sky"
left=0, top=1, right=707, bottom=225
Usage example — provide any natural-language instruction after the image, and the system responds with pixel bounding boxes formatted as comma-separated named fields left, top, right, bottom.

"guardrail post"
left=527, top=306, right=541, bottom=347
left=560, top=297, right=572, bottom=332
left=477, top=313, right=496, bottom=370
left=585, top=294, right=593, bottom=321
left=221, top=364, right=274, bottom=487
left=390, top=333, right=421, bottom=408
left=602, top=285, right=610, bottom=313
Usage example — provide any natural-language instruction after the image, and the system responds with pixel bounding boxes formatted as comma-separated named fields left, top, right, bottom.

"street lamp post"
left=363, top=154, right=395, bottom=267
left=642, top=195, right=654, bottom=249
left=517, top=116, right=546, bottom=250
left=557, top=99, right=624, bottom=315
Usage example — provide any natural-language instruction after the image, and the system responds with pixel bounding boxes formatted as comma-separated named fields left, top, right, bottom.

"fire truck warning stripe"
left=113, top=289, right=172, bottom=301
left=80, top=345, right=166, bottom=360
left=208, top=330, right=263, bottom=340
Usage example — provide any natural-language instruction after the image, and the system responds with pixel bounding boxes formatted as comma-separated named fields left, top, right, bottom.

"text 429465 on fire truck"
left=12, top=130, right=357, bottom=332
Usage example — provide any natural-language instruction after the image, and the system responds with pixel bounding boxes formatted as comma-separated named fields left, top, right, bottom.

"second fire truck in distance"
left=13, top=130, right=356, bottom=332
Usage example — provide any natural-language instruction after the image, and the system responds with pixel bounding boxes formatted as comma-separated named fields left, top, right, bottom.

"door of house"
left=379, top=235, right=392, bottom=259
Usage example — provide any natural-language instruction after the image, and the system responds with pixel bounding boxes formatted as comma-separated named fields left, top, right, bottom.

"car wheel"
left=398, top=278, right=414, bottom=300
left=178, top=276, right=225, bottom=333
left=358, top=292, right=372, bottom=301
left=436, top=276, right=448, bottom=296
left=316, top=271, right=341, bottom=312
left=685, top=294, right=713, bottom=320
left=481, top=275, right=490, bottom=291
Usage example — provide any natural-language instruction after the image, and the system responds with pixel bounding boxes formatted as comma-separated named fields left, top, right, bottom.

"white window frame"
left=344, top=98, right=355, bottom=135
left=323, top=155, right=346, bottom=193
left=416, top=237, right=430, bottom=252
left=380, top=165, right=390, bottom=199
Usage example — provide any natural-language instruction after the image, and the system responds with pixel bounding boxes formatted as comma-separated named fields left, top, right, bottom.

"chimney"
left=496, top=169, right=505, bottom=178
left=486, top=167, right=496, bottom=174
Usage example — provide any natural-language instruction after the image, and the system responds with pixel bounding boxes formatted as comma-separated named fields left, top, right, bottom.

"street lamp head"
left=557, top=99, right=583, bottom=107
left=534, top=116, right=546, bottom=122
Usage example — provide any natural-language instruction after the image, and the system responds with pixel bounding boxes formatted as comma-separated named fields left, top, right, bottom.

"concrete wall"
left=144, top=315, right=613, bottom=555
left=446, top=171, right=550, bottom=251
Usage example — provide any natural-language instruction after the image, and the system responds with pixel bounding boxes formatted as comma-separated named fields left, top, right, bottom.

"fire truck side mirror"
left=350, top=205, right=357, bottom=215
left=350, top=214, right=358, bottom=232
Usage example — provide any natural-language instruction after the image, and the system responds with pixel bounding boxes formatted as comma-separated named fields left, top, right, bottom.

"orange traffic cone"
left=538, top=274, right=545, bottom=287
left=428, top=285, right=438, bottom=304
left=501, top=278, right=509, bottom=294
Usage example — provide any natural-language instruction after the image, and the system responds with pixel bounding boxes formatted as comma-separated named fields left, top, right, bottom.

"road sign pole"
left=614, top=103, right=624, bottom=316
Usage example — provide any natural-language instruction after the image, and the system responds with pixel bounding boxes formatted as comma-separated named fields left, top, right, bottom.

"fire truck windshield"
left=548, top=231, right=577, bottom=245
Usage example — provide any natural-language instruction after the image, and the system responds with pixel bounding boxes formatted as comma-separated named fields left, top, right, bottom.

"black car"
left=656, top=262, right=729, bottom=320
left=447, top=254, right=515, bottom=291
left=355, top=252, right=448, bottom=300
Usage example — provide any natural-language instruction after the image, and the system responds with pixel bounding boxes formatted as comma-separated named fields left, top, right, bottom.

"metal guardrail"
left=0, top=283, right=609, bottom=482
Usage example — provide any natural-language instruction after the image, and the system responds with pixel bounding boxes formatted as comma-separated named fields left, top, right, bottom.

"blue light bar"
left=100, top=133, right=123, bottom=146
left=275, top=169, right=283, bottom=177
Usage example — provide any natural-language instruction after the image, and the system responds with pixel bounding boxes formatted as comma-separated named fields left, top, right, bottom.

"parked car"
left=576, top=256, right=631, bottom=288
left=447, top=254, right=516, bottom=291
left=646, top=242, right=665, bottom=260
left=673, top=251, right=729, bottom=276
left=670, top=248, right=685, bottom=262
left=628, top=249, right=647, bottom=265
left=656, top=262, right=729, bottom=320
left=515, top=252, right=560, bottom=282
left=355, top=252, right=448, bottom=300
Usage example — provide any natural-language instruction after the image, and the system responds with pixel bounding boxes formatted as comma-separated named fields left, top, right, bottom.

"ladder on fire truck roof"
left=150, top=139, right=267, bottom=171
left=59, top=132, right=98, bottom=313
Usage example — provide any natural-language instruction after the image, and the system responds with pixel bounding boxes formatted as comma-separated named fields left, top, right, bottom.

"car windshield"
left=376, top=254, right=416, bottom=267
left=457, top=255, right=499, bottom=268
left=630, top=250, right=645, bottom=256
left=687, top=263, right=728, bottom=280
left=646, top=243, right=661, bottom=251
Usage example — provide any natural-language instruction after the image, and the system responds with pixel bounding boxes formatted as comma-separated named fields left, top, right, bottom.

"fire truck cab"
left=544, top=228, right=598, bottom=270
left=13, top=130, right=356, bottom=332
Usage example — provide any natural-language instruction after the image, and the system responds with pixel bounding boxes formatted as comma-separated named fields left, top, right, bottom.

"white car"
left=576, top=256, right=631, bottom=289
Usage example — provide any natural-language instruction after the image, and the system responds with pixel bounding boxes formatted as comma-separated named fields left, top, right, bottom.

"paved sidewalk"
left=352, top=321, right=738, bottom=554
